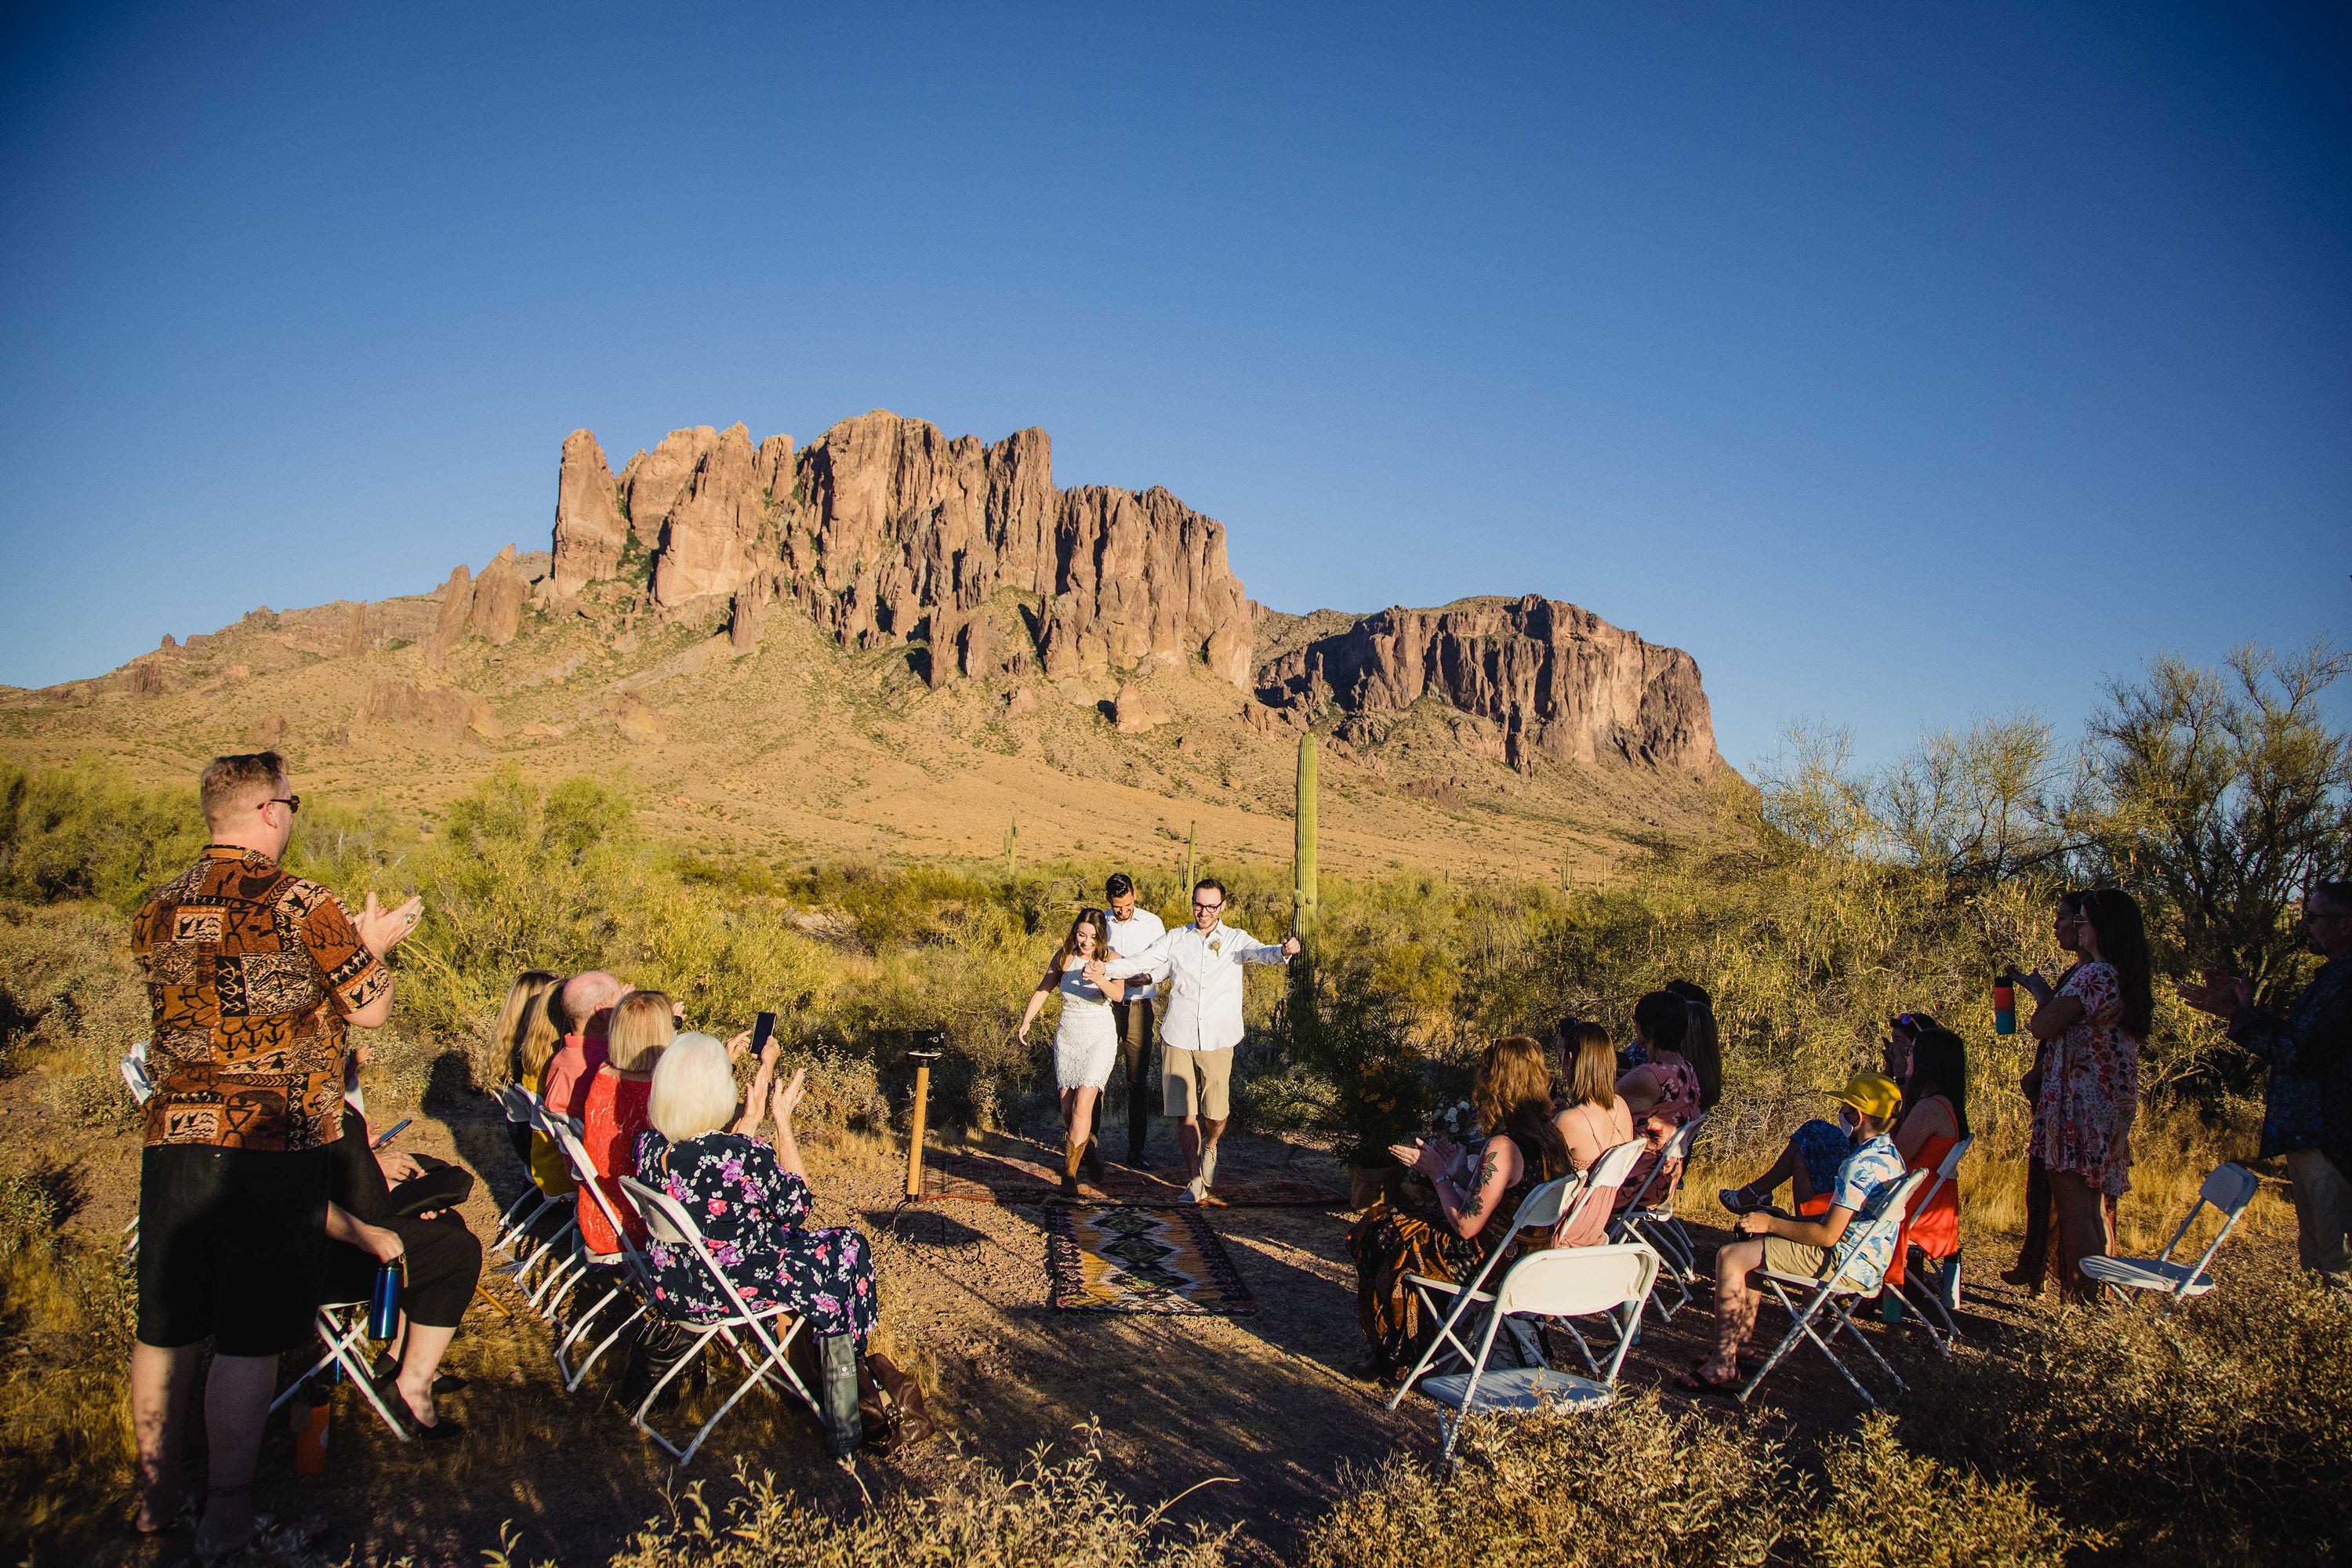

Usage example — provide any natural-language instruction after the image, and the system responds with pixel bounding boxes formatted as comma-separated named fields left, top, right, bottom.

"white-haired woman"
left=634, top=1033, right=931, bottom=1449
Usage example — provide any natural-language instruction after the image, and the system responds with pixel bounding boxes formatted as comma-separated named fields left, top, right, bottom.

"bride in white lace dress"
left=1018, top=913, right=1129, bottom=1196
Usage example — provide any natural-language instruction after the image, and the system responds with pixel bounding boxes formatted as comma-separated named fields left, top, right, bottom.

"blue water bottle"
left=368, top=1260, right=404, bottom=1340
left=1993, top=971, right=2016, bottom=1036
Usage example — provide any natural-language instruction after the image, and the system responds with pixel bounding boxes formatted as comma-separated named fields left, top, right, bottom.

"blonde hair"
left=199, top=750, right=286, bottom=831
left=495, top=969, right=562, bottom=1086
left=1475, top=1035, right=1556, bottom=1136
left=607, top=990, right=677, bottom=1074
left=648, top=1033, right=738, bottom=1142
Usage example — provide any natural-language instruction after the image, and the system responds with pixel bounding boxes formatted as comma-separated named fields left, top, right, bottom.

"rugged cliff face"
left=551, top=411, right=1254, bottom=688
left=1254, top=594, right=1717, bottom=775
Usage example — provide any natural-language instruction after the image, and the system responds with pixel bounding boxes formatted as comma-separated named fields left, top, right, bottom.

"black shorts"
left=136, top=1144, right=328, bottom=1357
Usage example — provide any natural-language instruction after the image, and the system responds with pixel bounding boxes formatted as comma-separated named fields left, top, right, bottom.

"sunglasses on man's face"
left=263, top=795, right=301, bottom=815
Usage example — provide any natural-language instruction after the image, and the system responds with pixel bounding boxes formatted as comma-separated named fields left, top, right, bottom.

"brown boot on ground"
left=1080, top=1138, right=1105, bottom=1184
left=862, top=1352, right=938, bottom=1452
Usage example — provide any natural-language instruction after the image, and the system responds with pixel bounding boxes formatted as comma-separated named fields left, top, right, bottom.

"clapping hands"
left=772, top=1066, right=806, bottom=1126
left=2178, top=972, right=2252, bottom=1018
left=354, top=892, right=424, bottom=958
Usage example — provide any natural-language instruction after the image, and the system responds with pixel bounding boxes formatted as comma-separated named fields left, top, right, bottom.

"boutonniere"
left=1208, top=938, right=1221, bottom=954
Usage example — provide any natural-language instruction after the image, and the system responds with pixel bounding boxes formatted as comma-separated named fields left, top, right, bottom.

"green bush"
left=0, top=762, right=202, bottom=910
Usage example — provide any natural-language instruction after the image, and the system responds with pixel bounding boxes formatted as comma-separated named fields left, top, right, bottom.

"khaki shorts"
left=1762, top=1235, right=1838, bottom=1281
left=1163, top=1047, right=1233, bottom=1120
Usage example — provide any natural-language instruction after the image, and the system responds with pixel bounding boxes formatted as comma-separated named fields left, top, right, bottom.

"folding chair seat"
left=1608, top=1113, right=1707, bottom=1322
left=487, top=1084, right=565, bottom=1258
left=537, top=1112, right=661, bottom=1390
left=506, top=1107, right=585, bottom=1312
left=2080, top=1162, right=2259, bottom=1315
left=267, top=1299, right=412, bottom=1441
left=1388, top=1173, right=1578, bottom=1404
left=1740, top=1167, right=1931, bottom=1411
left=1895, top=1134, right=1972, bottom=1354
left=620, top=1174, right=821, bottom=1467
left=1404, top=1243, right=1658, bottom=1461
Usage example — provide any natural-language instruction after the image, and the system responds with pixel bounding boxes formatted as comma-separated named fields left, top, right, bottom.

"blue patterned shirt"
left=1827, top=1134, right=1910, bottom=1291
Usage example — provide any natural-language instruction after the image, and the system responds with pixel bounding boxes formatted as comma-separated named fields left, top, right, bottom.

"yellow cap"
left=1832, top=1070, right=1903, bottom=1121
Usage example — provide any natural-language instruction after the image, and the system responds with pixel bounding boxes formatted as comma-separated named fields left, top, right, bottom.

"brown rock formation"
left=1254, top=595, right=1716, bottom=774
left=358, top=677, right=498, bottom=742
left=424, top=565, right=473, bottom=669
left=553, top=430, right=628, bottom=597
left=469, top=546, right=527, bottom=645
left=548, top=411, right=1256, bottom=691
left=1112, top=684, right=1172, bottom=734
left=343, top=603, right=368, bottom=658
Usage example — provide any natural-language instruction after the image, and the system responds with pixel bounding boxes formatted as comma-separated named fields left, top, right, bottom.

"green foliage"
left=0, top=762, right=202, bottom=909
left=1794, top=1415, right=2085, bottom=1568
left=0, top=901, right=148, bottom=1122
left=1910, top=1258, right=2352, bottom=1566
left=570, top=1426, right=1229, bottom=1568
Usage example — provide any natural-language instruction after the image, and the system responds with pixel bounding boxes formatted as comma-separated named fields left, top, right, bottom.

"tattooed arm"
left=1436, top=1137, right=1520, bottom=1240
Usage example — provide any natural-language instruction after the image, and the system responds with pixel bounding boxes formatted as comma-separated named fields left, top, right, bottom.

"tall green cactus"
left=1183, top=820, right=1196, bottom=895
left=1004, top=818, right=1018, bottom=881
left=1291, top=733, right=1319, bottom=1036
left=1294, top=733, right=1319, bottom=934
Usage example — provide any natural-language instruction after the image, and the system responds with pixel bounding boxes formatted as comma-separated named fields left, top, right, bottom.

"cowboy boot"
left=1080, top=1138, right=1105, bottom=1185
left=1061, top=1138, right=1083, bottom=1197
left=866, top=1352, right=938, bottom=1450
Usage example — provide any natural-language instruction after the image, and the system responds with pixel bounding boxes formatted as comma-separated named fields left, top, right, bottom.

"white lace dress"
left=1053, top=967, right=1118, bottom=1091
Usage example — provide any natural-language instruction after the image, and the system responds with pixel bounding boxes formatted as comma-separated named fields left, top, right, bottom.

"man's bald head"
left=561, top=971, right=630, bottom=1028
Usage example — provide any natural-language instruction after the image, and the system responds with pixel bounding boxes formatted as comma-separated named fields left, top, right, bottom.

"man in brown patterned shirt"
left=128, top=752, right=423, bottom=1554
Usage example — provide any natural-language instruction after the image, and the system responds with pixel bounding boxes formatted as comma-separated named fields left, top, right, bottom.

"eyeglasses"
left=263, top=795, right=301, bottom=815
left=1889, top=1013, right=1922, bottom=1032
left=1192, top=901, right=1223, bottom=913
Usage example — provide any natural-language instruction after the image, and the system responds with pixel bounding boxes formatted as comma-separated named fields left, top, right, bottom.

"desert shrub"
left=1910, top=1255, right=2352, bottom=1566
left=0, top=1200, right=136, bottom=1550
left=0, top=761, right=202, bottom=909
left=0, top=899, right=148, bottom=1122
left=1300, top=1394, right=1791, bottom=1568
left=1794, top=1414, right=2085, bottom=1568
left=564, top=1426, right=1230, bottom=1568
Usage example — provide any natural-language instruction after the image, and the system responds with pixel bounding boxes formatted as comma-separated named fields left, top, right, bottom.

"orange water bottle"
left=293, top=1383, right=331, bottom=1475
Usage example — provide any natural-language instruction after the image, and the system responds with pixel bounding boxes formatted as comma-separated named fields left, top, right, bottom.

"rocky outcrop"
left=552, top=431, right=628, bottom=597
left=1254, top=595, right=1716, bottom=775
left=358, top=677, right=498, bottom=742
left=548, top=411, right=1255, bottom=690
left=468, top=546, right=526, bottom=645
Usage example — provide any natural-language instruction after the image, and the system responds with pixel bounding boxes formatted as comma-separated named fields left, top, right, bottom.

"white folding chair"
left=1740, top=1167, right=1931, bottom=1411
left=619, top=1174, right=821, bottom=1467
left=267, top=1299, right=412, bottom=1441
left=1896, top=1134, right=1973, bottom=1354
left=505, top=1103, right=583, bottom=1309
left=488, top=1083, right=564, bottom=1258
left=2080, top=1161, right=2259, bottom=1316
left=1406, top=1243, right=1659, bottom=1462
left=120, top=1044, right=154, bottom=1260
left=1609, top=1114, right=1707, bottom=1322
left=1388, top=1174, right=1579, bottom=1407
left=539, top=1111, right=658, bottom=1390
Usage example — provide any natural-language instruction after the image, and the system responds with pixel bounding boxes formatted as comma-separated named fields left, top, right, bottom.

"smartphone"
left=370, top=1117, right=412, bottom=1150
left=750, top=1011, right=778, bottom=1057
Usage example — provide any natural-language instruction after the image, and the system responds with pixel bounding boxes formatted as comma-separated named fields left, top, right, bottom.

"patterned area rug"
left=1042, top=1204, right=1258, bottom=1315
left=926, top=1134, right=1348, bottom=1208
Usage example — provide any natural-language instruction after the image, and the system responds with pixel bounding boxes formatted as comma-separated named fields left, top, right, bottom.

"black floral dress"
left=634, top=1129, right=878, bottom=1347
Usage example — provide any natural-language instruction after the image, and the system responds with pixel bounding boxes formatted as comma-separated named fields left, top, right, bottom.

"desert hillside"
left=0, top=411, right=1726, bottom=877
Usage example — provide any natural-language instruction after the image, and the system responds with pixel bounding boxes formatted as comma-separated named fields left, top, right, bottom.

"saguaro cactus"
left=1183, top=820, right=1196, bottom=894
left=1004, top=818, right=1018, bottom=881
left=1294, top=734, right=1319, bottom=936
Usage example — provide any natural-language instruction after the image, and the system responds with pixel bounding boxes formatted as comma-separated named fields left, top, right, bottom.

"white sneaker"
left=1178, top=1178, right=1204, bottom=1206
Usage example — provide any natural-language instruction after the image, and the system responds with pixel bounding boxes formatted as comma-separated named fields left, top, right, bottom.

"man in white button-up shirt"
left=1101, top=873, right=1168, bottom=1169
left=1092, top=878, right=1298, bottom=1203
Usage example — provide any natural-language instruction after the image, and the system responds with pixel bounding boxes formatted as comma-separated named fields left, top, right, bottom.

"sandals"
left=1719, top=1185, right=1766, bottom=1215
left=1672, top=1359, right=1742, bottom=1397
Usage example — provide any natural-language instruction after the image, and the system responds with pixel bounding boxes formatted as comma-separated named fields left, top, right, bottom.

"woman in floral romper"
left=633, top=1033, right=930, bottom=1447
left=2013, top=887, right=2150, bottom=1301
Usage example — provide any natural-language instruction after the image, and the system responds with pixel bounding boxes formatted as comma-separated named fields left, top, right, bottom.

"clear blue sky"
left=3, top=2, right=2346, bottom=771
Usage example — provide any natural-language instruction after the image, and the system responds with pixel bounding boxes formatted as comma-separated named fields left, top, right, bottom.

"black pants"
left=1109, top=997, right=1156, bottom=1158
left=321, top=1208, right=481, bottom=1329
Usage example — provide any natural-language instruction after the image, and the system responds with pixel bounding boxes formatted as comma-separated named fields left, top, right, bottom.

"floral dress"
left=633, top=1129, right=879, bottom=1347
left=2030, top=961, right=2138, bottom=1196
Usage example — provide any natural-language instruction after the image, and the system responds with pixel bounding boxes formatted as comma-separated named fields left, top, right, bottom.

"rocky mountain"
left=552, top=411, right=1715, bottom=778
left=553, top=412, right=1254, bottom=691
left=0, top=410, right=1726, bottom=880
left=1254, top=595, right=1715, bottom=775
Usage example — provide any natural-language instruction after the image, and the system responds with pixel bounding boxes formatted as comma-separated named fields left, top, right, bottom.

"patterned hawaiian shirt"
left=1827, top=1133, right=1911, bottom=1292
left=131, top=846, right=390, bottom=1152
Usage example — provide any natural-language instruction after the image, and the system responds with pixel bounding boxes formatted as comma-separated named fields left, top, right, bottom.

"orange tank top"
left=1885, top=1119, right=1962, bottom=1288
